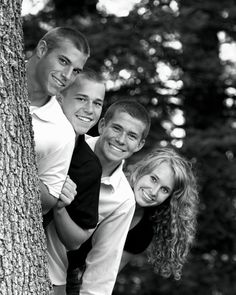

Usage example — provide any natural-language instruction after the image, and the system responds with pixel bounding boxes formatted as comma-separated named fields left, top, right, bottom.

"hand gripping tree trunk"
left=0, top=1, right=52, bottom=294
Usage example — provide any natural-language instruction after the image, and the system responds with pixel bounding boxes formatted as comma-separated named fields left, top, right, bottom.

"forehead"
left=109, top=111, right=146, bottom=136
left=51, top=39, right=88, bottom=65
left=64, top=77, right=105, bottom=100
left=152, top=161, right=175, bottom=188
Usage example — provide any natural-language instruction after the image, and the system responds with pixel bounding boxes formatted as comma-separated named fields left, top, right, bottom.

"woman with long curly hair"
left=120, top=147, right=199, bottom=280
left=66, top=147, right=199, bottom=294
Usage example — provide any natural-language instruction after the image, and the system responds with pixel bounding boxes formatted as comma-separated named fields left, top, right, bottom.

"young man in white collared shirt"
left=26, top=27, right=90, bottom=213
left=62, top=100, right=151, bottom=295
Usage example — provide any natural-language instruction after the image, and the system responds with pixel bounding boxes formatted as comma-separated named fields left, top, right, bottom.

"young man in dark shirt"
left=45, top=68, right=106, bottom=295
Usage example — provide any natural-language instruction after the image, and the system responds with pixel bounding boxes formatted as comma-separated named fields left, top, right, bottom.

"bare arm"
left=53, top=207, right=94, bottom=250
left=53, top=176, right=94, bottom=250
left=39, top=175, right=76, bottom=215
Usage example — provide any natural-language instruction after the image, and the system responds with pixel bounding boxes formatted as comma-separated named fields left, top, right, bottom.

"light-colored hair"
left=40, top=27, right=90, bottom=56
left=129, top=147, right=199, bottom=280
left=78, top=67, right=105, bottom=84
left=61, top=67, right=105, bottom=98
left=103, top=100, right=151, bottom=140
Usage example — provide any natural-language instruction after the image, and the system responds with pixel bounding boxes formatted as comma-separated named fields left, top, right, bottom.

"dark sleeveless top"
left=124, top=208, right=154, bottom=254
left=67, top=208, right=154, bottom=270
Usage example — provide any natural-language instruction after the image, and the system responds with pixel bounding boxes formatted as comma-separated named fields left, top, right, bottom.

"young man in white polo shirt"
left=26, top=27, right=90, bottom=213
left=52, top=100, right=151, bottom=295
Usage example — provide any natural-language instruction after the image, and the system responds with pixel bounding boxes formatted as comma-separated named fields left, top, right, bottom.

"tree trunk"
left=0, top=1, right=52, bottom=293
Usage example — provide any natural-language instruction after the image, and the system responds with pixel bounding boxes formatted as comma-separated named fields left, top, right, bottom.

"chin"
left=105, top=154, right=122, bottom=163
left=76, top=129, right=88, bottom=135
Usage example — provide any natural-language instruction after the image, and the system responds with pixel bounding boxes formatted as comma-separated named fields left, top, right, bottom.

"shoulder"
left=71, top=136, right=102, bottom=174
left=51, top=98, right=75, bottom=141
left=77, top=136, right=100, bottom=161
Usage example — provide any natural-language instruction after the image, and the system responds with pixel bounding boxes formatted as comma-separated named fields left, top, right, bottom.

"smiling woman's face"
left=134, top=161, right=175, bottom=208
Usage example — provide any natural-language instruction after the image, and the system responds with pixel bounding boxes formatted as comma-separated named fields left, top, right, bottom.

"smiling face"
left=96, top=111, right=146, bottom=165
left=134, top=161, right=175, bottom=208
left=35, top=39, right=88, bottom=96
left=60, top=76, right=105, bottom=136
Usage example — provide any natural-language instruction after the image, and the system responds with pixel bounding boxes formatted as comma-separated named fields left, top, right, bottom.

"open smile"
left=76, top=115, right=93, bottom=123
left=142, top=189, right=156, bottom=203
left=109, top=143, right=125, bottom=153
left=52, top=75, right=65, bottom=87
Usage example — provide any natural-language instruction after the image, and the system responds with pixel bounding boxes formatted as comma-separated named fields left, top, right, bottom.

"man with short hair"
left=66, top=100, right=151, bottom=295
left=45, top=68, right=106, bottom=295
left=26, top=27, right=90, bottom=213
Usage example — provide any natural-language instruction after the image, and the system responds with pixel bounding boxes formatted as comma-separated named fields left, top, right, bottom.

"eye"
left=76, top=96, right=86, bottom=102
left=161, top=187, right=169, bottom=194
left=128, top=134, right=137, bottom=141
left=94, top=101, right=103, bottom=108
left=73, top=68, right=82, bottom=75
left=150, top=175, right=157, bottom=183
left=113, top=125, right=120, bottom=132
left=59, top=57, right=68, bottom=65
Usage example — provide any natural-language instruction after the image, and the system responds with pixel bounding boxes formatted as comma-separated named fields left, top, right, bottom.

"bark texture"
left=0, top=1, right=52, bottom=294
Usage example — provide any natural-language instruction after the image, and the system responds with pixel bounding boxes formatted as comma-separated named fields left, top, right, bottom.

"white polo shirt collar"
left=30, top=96, right=58, bottom=122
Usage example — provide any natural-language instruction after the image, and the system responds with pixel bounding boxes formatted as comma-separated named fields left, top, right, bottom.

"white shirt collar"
left=30, top=96, right=58, bottom=122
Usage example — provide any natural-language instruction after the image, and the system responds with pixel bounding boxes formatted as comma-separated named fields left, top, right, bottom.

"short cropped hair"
left=60, top=67, right=105, bottom=97
left=103, top=100, right=151, bottom=139
left=79, top=67, right=105, bottom=85
left=40, top=27, right=90, bottom=56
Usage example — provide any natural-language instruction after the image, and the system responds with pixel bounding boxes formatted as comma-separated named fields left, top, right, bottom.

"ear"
left=36, top=40, right=48, bottom=58
left=98, top=118, right=105, bottom=135
left=134, top=139, right=145, bottom=153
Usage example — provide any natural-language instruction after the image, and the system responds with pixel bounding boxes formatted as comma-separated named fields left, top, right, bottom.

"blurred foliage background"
left=22, top=0, right=236, bottom=294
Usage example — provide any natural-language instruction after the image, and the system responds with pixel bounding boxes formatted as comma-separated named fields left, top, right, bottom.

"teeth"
left=142, top=190, right=153, bottom=202
left=52, top=76, right=64, bottom=87
left=79, top=117, right=92, bottom=122
left=110, top=144, right=123, bottom=152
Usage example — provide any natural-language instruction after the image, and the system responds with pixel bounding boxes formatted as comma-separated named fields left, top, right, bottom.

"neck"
left=94, top=140, right=121, bottom=177
left=26, top=58, right=50, bottom=107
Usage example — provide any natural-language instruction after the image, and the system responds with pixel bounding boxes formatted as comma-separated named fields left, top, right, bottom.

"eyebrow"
left=60, top=55, right=71, bottom=64
left=60, top=55, right=82, bottom=72
left=74, top=94, right=103, bottom=102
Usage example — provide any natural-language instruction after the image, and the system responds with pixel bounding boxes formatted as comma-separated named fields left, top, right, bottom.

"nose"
left=84, top=101, right=93, bottom=114
left=115, top=132, right=126, bottom=145
left=151, top=184, right=161, bottom=197
left=62, top=66, right=73, bottom=81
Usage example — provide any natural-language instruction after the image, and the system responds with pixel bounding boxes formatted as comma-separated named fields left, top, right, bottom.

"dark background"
left=23, top=0, right=236, bottom=294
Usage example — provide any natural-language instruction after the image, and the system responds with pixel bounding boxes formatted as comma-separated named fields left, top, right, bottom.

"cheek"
left=63, top=104, right=73, bottom=118
left=130, top=141, right=142, bottom=152
left=95, top=109, right=102, bottom=118
left=134, top=178, right=144, bottom=193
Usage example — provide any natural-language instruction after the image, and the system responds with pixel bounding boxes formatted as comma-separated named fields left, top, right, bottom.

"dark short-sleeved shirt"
left=66, top=135, right=102, bottom=229
left=43, top=135, right=102, bottom=229
left=124, top=208, right=154, bottom=254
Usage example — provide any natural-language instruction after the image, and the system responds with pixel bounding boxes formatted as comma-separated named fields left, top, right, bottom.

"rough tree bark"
left=0, top=1, right=52, bottom=294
